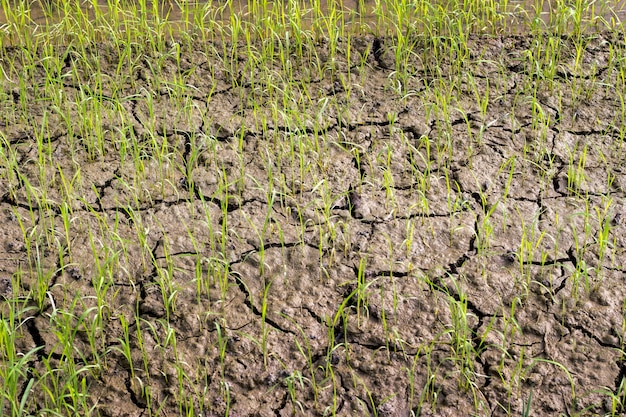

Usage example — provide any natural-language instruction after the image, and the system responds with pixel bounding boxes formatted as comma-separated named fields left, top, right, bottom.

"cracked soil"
left=1, top=30, right=626, bottom=416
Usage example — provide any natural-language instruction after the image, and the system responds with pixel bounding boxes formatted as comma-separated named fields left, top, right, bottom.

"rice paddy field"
left=2, top=0, right=626, bottom=415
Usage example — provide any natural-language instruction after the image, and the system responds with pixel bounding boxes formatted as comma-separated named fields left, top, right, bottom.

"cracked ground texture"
left=0, top=31, right=626, bottom=416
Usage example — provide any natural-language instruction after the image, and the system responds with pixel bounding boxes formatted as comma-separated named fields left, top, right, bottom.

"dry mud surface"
left=1, top=32, right=626, bottom=416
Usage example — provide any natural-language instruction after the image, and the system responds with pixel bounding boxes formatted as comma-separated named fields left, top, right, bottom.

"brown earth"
left=1, top=31, right=626, bottom=416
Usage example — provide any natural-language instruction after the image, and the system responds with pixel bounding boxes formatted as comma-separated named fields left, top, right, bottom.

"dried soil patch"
left=1, top=32, right=625, bottom=416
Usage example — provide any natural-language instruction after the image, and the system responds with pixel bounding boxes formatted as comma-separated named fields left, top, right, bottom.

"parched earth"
left=1, top=30, right=626, bottom=416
